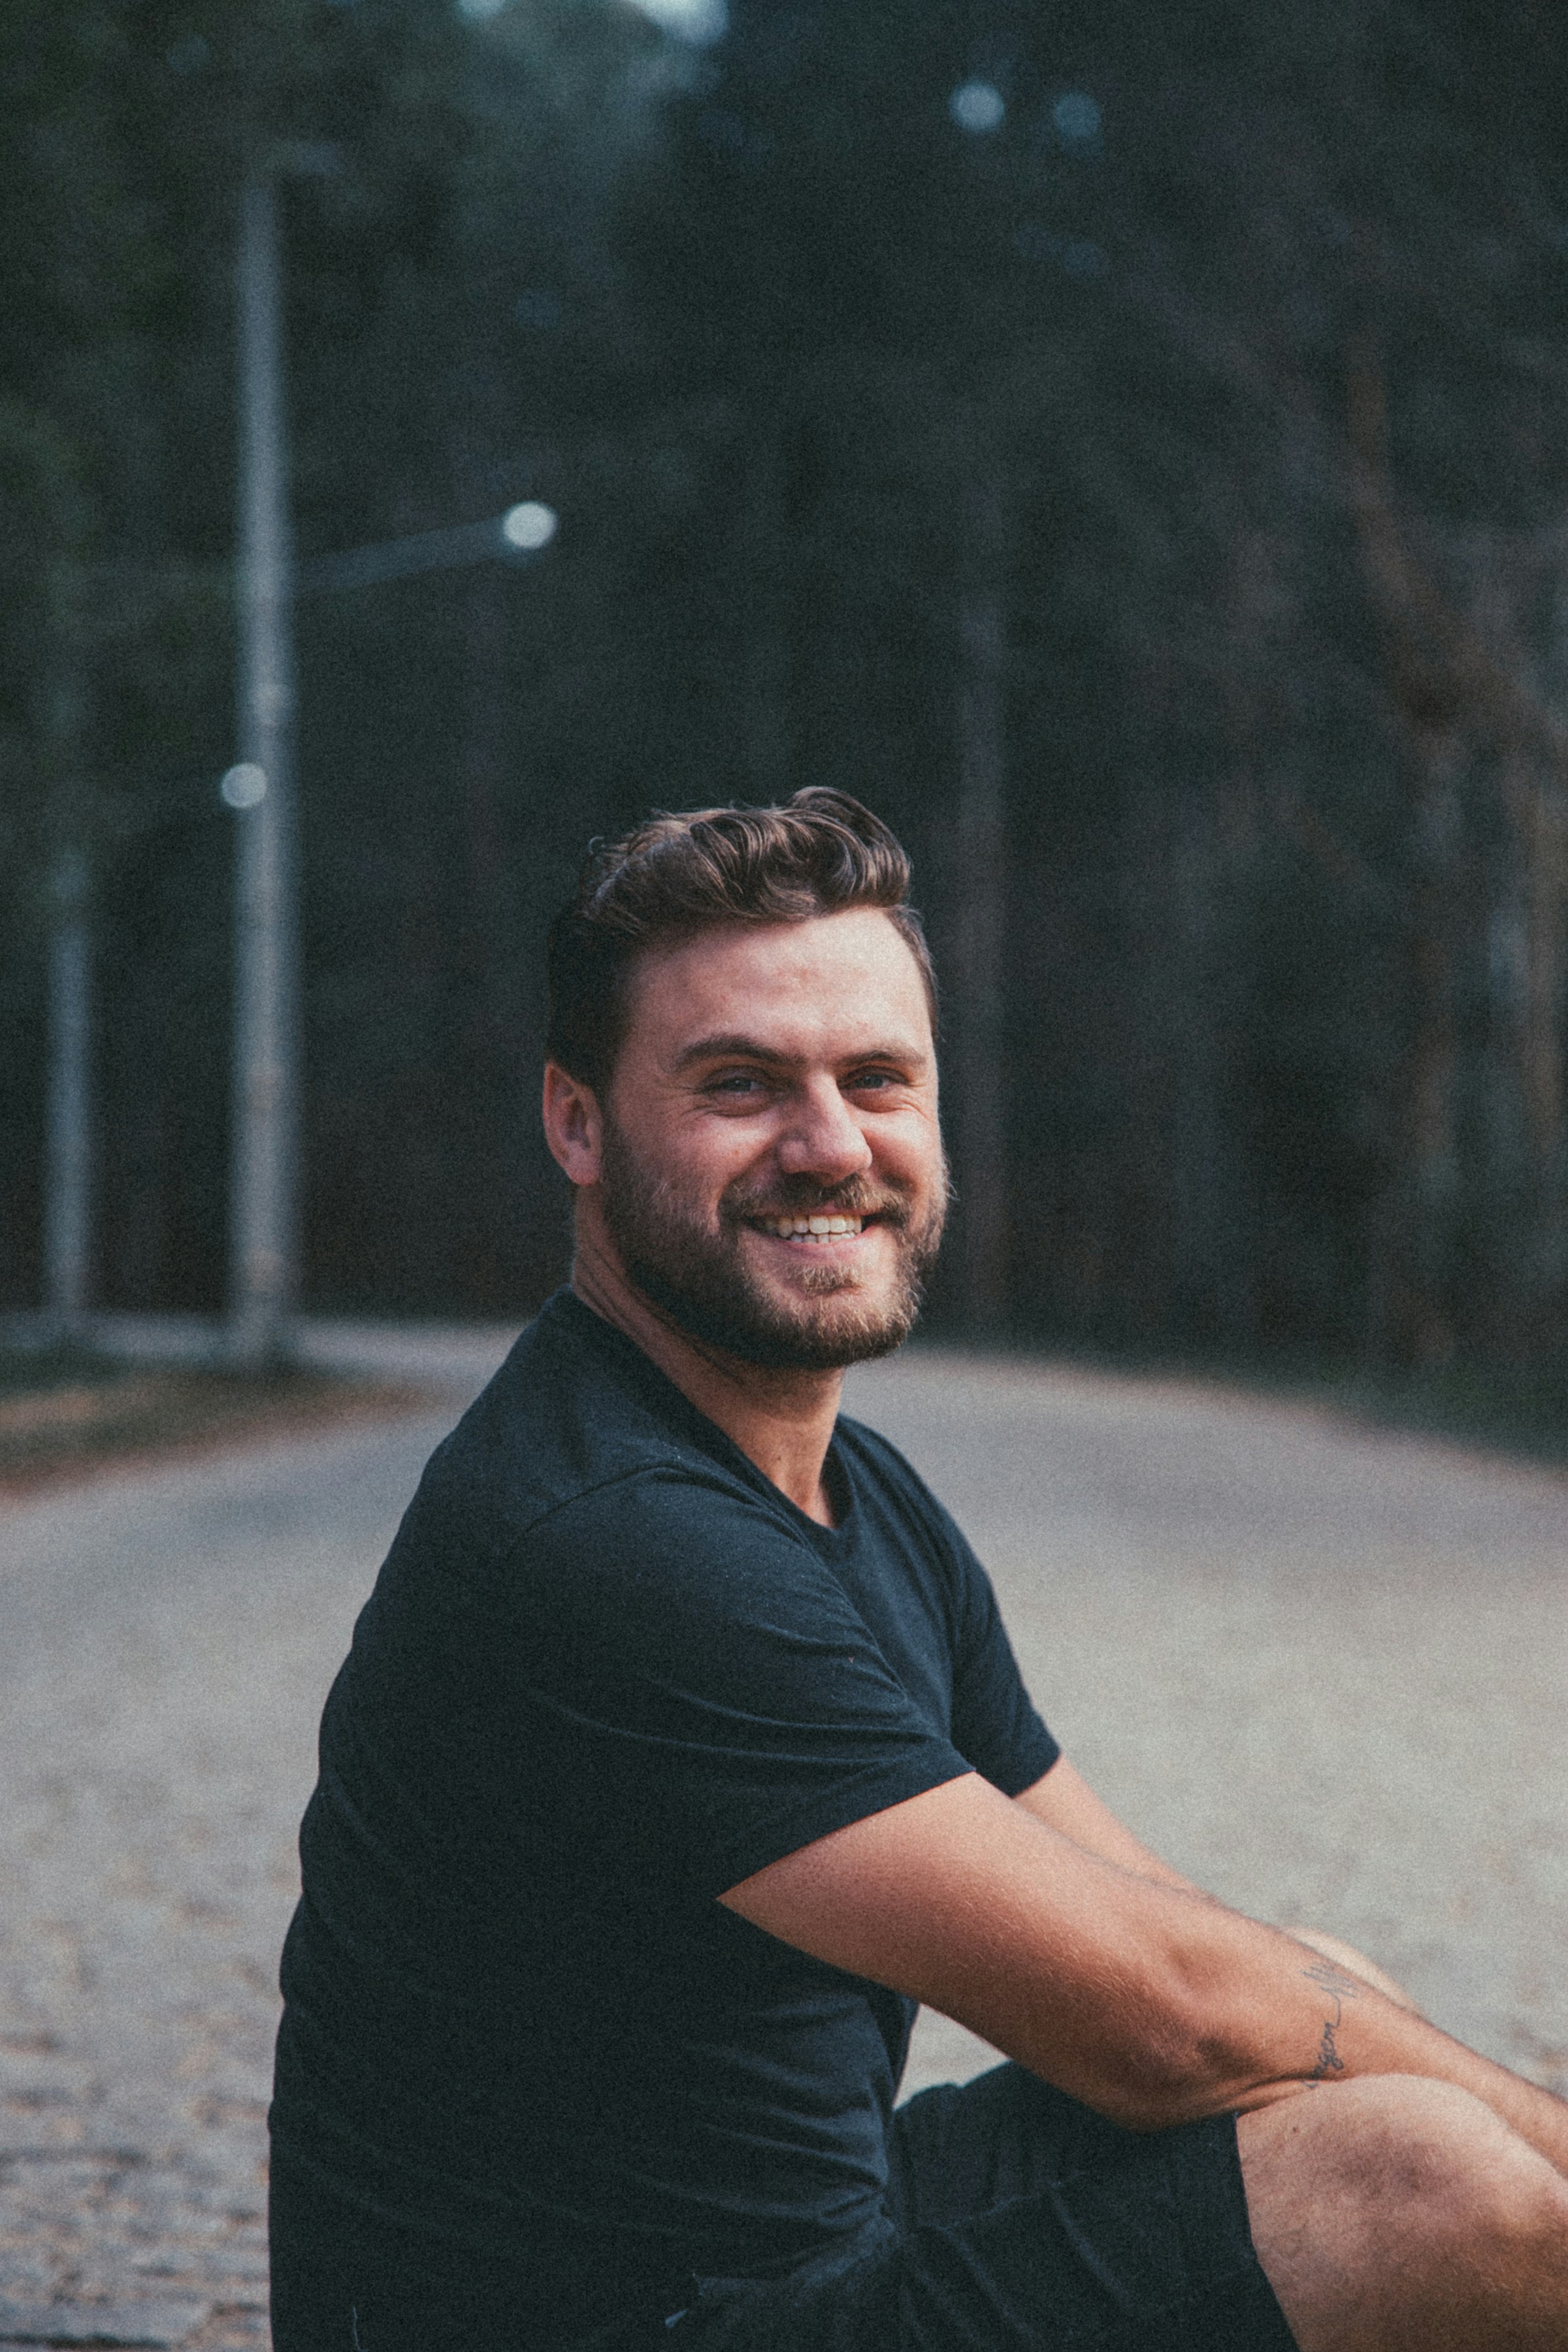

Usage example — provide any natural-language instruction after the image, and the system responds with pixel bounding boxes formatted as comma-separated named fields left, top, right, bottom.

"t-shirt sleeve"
left=495, top=1469, right=975, bottom=1901
left=945, top=1524, right=1059, bottom=1797
left=841, top=1421, right=1058, bottom=1801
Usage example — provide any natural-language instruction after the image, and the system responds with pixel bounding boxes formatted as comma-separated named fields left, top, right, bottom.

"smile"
left=755, top=1214, right=866, bottom=1242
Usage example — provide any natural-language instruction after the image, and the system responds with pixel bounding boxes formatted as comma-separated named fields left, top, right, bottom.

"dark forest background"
left=5, top=0, right=1568, bottom=1379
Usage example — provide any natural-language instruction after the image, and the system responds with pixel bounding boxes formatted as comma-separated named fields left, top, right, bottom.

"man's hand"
left=719, top=1766, right=1568, bottom=2176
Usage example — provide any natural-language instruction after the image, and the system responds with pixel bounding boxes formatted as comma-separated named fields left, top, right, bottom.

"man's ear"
left=542, top=1061, right=605, bottom=1187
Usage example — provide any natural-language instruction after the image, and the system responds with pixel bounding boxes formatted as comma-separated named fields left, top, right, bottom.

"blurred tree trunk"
left=949, top=471, right=1009, bottom=1332
left=41, top=455, right=93, bottom=1335
left=1348, top=346, right=1462, bottom=1365
left=457, top=563, right=514, bottom=1309
left=1369, top=758, right=1463, bottom=1366
left=1349, top=345, right=1568, bottom=1364
left=0, top=399, right=95, bottom=1328
left=1495, top=566, right=1568, bottom=1356
left=1141, top=766, right=1252, bottom=1347
left=742, top=418, right=789, bottom=801
left=1518, top=772, right=1567, bottom=1261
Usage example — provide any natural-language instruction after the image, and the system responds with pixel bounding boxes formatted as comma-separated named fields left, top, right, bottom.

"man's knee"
left=1307, top=2075, right=1560, bottom=2210
left=1241, top=2077, right=1568, bottom=2350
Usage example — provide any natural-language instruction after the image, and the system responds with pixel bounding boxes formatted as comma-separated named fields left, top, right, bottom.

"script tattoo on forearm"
left=1301, top=1957, right=1362, bottom=2082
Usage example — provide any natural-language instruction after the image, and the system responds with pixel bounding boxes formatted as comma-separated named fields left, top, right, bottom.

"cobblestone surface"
left=853, top=1353, right=1568, bottom=2098
left=0, top=1399, right=466, bottom=2349
left=3, top=1334, right=1567, bottom=2344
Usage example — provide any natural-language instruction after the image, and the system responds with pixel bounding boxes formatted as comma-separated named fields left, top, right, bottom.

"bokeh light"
left=950, top=80, right=1006, bottom=135
left=1053, top=91, right=1102, bottom=143
left=627, top=0, right=728, bottom=44
left=501, top=502, right=559, bottom=552
left=220, top=764, right=267, bottom=809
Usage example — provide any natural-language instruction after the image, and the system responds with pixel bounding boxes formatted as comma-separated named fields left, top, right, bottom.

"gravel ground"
left=2, top=1327, right=1565, bottom=2345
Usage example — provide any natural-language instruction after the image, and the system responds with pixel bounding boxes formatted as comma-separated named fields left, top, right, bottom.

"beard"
left=595, top=1115, right=949, bottom=1372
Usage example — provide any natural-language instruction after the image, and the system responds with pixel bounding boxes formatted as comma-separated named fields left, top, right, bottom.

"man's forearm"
left=1143, top=1903, right=1568, bottom=2178
left=1015, top=1765, right=1560, bottom=2153
left=975, top=1858, right=1568, bottom=2170
left=1233, top=1937, right=1568, bottom=2176
left=724, top=1770, right=1568, bottom=2174
left=1283, top=1926, right=1420, bottom=2015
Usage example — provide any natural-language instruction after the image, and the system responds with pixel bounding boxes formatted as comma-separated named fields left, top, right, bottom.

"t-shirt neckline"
left=550, top=1286, right=859, bottom=1551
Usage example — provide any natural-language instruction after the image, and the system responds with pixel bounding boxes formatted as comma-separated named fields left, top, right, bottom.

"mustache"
left=722, top=1173, right=912, bottom=1226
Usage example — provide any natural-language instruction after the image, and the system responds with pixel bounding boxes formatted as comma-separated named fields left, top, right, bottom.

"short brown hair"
left=546, top=788, right=936, bottom=1092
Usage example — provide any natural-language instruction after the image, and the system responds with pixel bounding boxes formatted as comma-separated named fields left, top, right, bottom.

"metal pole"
left=41, top=501, right=93, bottom=1344
left=44, top=845, right=92, bottom=1335
left=229, top=171, right=300, bottom=1367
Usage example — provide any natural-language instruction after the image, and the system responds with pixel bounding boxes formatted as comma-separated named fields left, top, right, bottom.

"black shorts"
left=671, top=2065, right=1298, bottom=2352
left=270, top=2066, right=1298, bottom=2352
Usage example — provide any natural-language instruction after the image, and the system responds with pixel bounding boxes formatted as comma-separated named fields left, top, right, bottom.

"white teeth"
left=760, top=1214, right=864, bottom=1241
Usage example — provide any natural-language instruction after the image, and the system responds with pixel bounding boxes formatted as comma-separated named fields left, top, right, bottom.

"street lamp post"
left=222, top=153, right=557, bottom=1368
left=227, top=169, right=299, bottom=1369
left=20, top=151, right=555, bottom=1367
left=43, top=845, right=93, bottom=1335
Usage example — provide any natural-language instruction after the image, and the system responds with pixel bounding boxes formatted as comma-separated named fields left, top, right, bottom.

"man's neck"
left=569, top=1218, right=844, bottom=1527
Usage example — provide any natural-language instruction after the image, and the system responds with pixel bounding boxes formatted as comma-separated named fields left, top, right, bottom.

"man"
left=270, top=789, right=1568, bottom=2352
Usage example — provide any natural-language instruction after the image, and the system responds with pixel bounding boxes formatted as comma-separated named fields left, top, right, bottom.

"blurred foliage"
left=3, top=0, right=1568, bottom=1375
left=601, top=0, right=1568, bottom=1365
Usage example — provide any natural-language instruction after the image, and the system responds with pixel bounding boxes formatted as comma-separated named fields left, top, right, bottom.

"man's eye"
left=709, top=1072, right=768, bottom=1096
left=848, top=1070, right=898, bottom=1092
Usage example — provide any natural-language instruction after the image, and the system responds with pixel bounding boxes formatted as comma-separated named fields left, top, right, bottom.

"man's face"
left=595, top=909, right=947, bottom=1370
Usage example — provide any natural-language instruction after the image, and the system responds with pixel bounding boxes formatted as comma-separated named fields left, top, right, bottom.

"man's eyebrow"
left=673, top=1032, right=926, bottom=1071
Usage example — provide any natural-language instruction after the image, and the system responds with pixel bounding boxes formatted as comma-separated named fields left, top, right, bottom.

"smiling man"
left=269, top=791, right=1568, bottom=2352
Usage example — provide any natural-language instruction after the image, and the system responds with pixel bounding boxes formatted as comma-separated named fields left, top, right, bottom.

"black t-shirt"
left=271, top=1291, right=1056, bottom=2343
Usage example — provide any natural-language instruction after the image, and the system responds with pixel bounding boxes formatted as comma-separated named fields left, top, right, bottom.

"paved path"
left=1, top=1332, right=1565, bottom=2345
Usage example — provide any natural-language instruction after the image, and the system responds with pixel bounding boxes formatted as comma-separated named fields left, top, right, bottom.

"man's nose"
left=776, top=1080, right=874, bottom=1184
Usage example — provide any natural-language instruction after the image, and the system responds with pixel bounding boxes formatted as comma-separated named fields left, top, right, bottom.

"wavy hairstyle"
left=546, top=788, right=936, bottom=1092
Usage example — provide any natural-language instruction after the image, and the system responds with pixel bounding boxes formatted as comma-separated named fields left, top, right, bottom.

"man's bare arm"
left=719, top=1769, right=1568, bottom=2173
left=1016, top=1760, right=1422, bottom=2010
left=1013, top=1758, right=1206, bottom=1892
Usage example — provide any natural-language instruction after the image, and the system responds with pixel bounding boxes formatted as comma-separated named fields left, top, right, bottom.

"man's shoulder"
left=833, top=1409, right=917, bottom=1483
left=406, top=1288, right=770, bottom=1561
left=834, top=1408, right=958, bottom=1526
